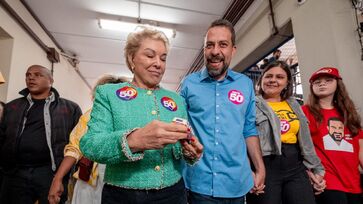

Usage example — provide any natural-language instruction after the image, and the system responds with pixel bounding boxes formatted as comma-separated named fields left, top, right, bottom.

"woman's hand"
left=127, top=120, right=189, bottom=152
left=306, top=170, right=326, bottom=195
left=181, top=136, right=203, bottom=160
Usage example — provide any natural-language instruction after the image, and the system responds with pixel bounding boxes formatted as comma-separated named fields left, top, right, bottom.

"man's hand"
left=127, top=120, right=189, bottom=152
left=48, top=177, right=63, bottom=204
left=250, top=171, right=266, bottom=195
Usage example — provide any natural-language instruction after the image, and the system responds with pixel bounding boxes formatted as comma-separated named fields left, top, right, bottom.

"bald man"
left=0, top=65, right=82, bottom=204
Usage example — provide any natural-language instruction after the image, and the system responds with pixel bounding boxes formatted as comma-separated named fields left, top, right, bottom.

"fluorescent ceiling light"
left=99, top=19, right=176, bottom=39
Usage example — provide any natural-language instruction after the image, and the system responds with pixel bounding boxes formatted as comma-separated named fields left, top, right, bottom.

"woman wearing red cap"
left=302, top=67, right=363, bottom=204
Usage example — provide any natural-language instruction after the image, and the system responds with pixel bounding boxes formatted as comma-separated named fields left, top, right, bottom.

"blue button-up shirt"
left=181, top=68, right=258, bottom=198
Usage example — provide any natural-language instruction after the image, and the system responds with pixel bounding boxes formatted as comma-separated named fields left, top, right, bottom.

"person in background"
left=80, top=27, right=203, bottom=204
left=247, top=60, right=325, bottom=204
left=0, top=101, right=4, bottom=123
left=181, top=19, right=265, bottom=204
left=260, top=58, right=269, bottom=70
left=302, top=67, right=363, bottom=204
left=0, top=65, right=82, bottom=204
left=48, top=75, right=128, bottom=204
left=268, top=49, right=281, bottom=63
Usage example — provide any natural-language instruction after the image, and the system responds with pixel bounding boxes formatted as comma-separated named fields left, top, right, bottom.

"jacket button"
left=147, top=90, right=152, bottom=95
left=154, top=165, right=160, bottom=171
left=151, top=110, right=157, bottom=115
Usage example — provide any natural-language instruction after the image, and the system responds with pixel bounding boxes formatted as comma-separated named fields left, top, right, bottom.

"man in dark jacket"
left=0, top=65, right=82, bottom=204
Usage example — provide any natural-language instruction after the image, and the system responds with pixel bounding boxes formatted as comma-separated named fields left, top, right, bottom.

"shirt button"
left=154, top=165, right=160, bottom=171
left=147, top=90, right=152, bottom=95
left=216, top=105, right=220, bottom=108
left=214, top=157, right=218, bottom=160
left=215, top=142, right=219, bottom=145
left=216, top=129, right=219, bottom=133
left=216, top=116, right=219, bottom=120
left=151, top=110, right=157, bottom=115
left=216, top=93, right=220, bottom=96
left=213, top=172, right=217, bottom=176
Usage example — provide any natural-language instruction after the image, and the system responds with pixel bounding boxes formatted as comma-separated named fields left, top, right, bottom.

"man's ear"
left=231, top=45, right=237, bottom=58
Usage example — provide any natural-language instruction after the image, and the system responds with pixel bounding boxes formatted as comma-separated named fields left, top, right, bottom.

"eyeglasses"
left=312, top=78, right=335, bottom=86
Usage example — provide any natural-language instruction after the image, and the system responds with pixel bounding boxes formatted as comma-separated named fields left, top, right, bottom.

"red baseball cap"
left=309, top=67, right=342, bottom=83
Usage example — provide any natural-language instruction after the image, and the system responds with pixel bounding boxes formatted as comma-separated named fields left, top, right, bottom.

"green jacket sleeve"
left=80, top=86, right=144, bottom=165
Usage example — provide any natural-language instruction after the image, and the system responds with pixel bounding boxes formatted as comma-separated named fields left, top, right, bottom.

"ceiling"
left=23, top=0, right=234, bottom=90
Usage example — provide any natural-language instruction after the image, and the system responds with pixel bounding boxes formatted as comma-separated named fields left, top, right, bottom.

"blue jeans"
left=102, top=179, right=187, bottom=204
left=188, top=191, right=245, bottom=204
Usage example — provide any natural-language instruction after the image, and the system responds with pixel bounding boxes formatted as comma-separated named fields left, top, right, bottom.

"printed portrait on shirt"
left=323, top=117, right=353, bottom=152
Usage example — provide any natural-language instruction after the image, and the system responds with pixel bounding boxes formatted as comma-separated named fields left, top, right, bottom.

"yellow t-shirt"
left=267, top=101, right=299, bottom=144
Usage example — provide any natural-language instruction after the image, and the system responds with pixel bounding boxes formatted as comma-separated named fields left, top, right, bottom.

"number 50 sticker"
left=228, top=90, right=244, bottom=105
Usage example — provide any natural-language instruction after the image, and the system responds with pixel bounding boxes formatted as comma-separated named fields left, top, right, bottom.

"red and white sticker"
left=116, top=86, right=138, bottom=101
left=280, top=119, right=290, bottom=134
left=228, top=90, right=244, bottom=105
left=161, top=97, right=178, bottom=111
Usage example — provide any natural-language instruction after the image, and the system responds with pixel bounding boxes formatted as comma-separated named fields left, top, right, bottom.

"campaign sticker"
left=161, top=97, right=178, bottom=111
left=228, top=90, right=244, bottom=105
left=280, top=119, right=290, bottom=134
left=116, top=86, right=138, bottom=101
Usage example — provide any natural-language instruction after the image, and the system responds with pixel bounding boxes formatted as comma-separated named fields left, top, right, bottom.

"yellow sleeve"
left=64, top=110, right=91, bottom=162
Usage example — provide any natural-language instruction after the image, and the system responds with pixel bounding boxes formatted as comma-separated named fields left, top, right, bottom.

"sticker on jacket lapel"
left=161, top=97, right=178, bottom=111
left=116, top=86, right=137, bottom=101
left=280, top=120, right=290, bottom=134
left=228, top=90, right=244, bottom=105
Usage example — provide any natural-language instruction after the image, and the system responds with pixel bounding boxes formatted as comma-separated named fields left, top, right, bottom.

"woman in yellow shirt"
left=247, top=61, right=325, bottom=204
left=48, top=75, right=128, bottom=204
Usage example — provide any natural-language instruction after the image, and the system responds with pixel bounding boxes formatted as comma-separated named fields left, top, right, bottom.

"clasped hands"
left=127, top=120, right=203, bottom=160
left=307, top=170, right=326, bottom=195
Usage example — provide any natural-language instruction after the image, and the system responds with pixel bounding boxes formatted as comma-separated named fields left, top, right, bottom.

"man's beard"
left=205, top=55, right=229, bottom=79
left=331, top=133, right=343, bottom=141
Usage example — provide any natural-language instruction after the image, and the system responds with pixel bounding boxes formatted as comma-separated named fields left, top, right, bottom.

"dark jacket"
left=0, top=87, right=82, bottom=171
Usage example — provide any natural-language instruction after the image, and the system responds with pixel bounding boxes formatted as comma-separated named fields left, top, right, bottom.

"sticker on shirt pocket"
left=161, top=97, right=178, bottom=111
left=228, top=90, right=244, bottom=105
left=116, top=86, right=138, bottom=101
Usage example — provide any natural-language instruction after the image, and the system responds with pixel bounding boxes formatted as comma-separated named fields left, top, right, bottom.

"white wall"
left=232, top=0, right=363, bottom=117
left=0, top=1, right=92, bottom=111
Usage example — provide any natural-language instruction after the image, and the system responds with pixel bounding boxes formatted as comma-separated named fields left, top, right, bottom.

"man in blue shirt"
left=181, top=19, right=265, bottom=203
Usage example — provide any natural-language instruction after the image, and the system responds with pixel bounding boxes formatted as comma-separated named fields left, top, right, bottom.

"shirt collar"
left=200, top=68, right=237, bottom=82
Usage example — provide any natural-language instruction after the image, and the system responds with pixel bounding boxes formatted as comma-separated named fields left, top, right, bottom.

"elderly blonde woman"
left=48, top=75, right=128, bottom=204
left=80, top=27, right=203, bottom=204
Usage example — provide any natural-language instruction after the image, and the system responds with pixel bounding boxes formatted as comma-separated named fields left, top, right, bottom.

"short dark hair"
left=327, top=117, right=343, bottom=126
left=256, top=60, right=293, bottom=100
left=208, top=19, right=236, bottom=45
left=273, top=49, right=281, bottom=54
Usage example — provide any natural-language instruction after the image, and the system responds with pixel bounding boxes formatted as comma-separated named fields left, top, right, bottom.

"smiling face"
left=261, top=67, right=288, bottom=101
left=204, top=26, right=236, bottom=81
left=130, top=38, right=167, bottom=89
left=311, top=76, right=337, bottom=99
left=25, top=65, right=53, bottom=99
left=261, top=66, right=289, bottom=101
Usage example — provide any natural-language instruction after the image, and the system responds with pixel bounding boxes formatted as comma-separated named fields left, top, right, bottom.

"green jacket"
left=80, top=82, right=188, bottom=189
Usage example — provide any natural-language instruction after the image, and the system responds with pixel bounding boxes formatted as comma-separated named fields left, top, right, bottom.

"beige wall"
left=232, top=0, right=363, bottom=117
left=0, top=36, right=13, bottom=102
left=0, top=1, right=92, bottom=111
